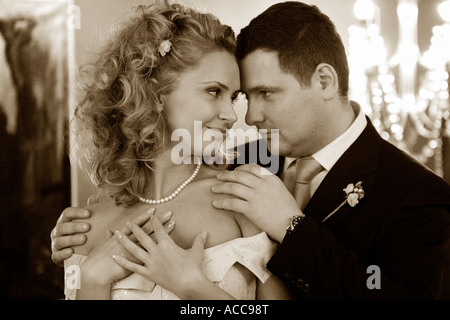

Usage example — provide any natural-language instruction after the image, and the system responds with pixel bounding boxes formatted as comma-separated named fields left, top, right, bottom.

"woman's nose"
left=218, top=102, right=238, bottom=125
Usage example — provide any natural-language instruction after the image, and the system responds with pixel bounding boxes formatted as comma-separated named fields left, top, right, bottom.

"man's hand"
left=211, top=164, right=302, bottom=242
left=50, top=206, right=175, bottom=266
left=51, top=207, right=91, bottom=266
left=79, top=210, right=167, bottom=286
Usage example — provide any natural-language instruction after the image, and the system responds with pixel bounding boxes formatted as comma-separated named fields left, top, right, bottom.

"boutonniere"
left=322, top=181, right=365, bottom=223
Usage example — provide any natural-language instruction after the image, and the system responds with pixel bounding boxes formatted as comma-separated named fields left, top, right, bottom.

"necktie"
left=282, top=157, right=323, bottom=210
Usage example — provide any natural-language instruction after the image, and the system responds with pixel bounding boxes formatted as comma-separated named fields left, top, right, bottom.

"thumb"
left=191, top=231, right=208, bottom=252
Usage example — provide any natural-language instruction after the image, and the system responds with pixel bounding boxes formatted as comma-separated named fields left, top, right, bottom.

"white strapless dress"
left=64, top=232, right=277, bottom=300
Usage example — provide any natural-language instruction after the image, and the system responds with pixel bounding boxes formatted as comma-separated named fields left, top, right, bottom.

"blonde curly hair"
left=72, top=0, right=236, bottom=206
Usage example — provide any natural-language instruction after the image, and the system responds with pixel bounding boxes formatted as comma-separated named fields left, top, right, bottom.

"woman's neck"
left=145, top=151, right=202, bottom=200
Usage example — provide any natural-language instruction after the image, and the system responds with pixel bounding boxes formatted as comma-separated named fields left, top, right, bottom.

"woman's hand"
left=112, top=216, right=219, bottom=299
left=80, top=210, right=175, bottom=286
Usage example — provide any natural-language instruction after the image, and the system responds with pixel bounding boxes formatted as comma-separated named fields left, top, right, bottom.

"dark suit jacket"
left=232, top=118, right=450, bottom=299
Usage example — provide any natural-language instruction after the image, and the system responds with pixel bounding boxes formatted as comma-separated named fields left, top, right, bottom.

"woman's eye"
left=208, top=89, right=220, bottom=97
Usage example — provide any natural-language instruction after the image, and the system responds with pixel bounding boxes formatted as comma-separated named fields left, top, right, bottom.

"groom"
left=51, top=2, right=450, bottom=299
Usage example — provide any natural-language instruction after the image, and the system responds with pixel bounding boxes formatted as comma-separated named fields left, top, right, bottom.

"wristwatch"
left=286, top=215, right=306, bottom=234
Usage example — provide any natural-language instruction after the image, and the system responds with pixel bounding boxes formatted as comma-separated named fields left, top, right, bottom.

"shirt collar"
left=312, top=101, right=367, bottom=171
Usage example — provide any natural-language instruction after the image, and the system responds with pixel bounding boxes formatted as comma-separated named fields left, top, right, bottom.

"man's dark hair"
left=236, top=1, right=349, bottom=98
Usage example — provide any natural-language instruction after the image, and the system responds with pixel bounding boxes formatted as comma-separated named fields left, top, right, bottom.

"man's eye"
left=261, top=91, right=273, bottom=98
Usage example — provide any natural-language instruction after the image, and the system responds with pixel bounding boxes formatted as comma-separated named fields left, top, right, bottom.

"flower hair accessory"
left=158, top=39, right=172, bottom=57
left=322, top=181, right=365, bottom=223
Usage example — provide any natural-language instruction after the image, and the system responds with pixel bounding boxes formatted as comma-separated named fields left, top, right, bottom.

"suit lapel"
left=231, top=138, right=284, bottom=176
left=304, top=119, right=382, bottom=226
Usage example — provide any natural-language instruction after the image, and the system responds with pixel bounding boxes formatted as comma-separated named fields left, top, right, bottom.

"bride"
left=64, top=1, right=290, bottom=300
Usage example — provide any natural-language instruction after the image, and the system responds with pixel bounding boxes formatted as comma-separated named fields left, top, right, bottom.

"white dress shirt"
left=283, top=101, right=368, bottom=197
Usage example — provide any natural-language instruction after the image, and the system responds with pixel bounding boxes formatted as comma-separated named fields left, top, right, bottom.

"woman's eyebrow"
left=199, top=81, right=230, bottom=90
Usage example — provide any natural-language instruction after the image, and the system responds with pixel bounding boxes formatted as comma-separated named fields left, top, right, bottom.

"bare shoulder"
left=71, top=198, right=120, bottom=256
left=189, top=170, right=262, bottom=239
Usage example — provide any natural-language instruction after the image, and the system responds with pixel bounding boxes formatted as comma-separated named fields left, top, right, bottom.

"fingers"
left=133, top=208, right=156, bottom=226
left=119, top=209, right=175, bottom=243
left=212, top=197, right=249, bottom=214
left=150, top=215, right=173, bottom=243
left=211, top=182, right=251, bottom=200
left=112, top=254, right=147, bottom=275
left=52, top=221, right=90, bottom=239
left=51, top=247, right=74, bottom=267
left=160, top=219, right=176, bottom=239
left=50, top=207, right=91, bottom=266
left=52, top=233, right=87, bottom=251
left=52, top=207, right=91, bottom=239
left=126, top=216, right=173, bottom=252
left=215, top=169, right=259, bottom=188
left=192, top=231, right=208, bottom=252
left=119, top=208, right=155, bottom=236
left=141, top=210, right=173, bottom=235
left=115, top=229, right=151, bottom=263
left=128, top=221, right=159, bottom=252
left=235, top=163, right=274, bottom=177
left=57, top=207, right=90, bottom=224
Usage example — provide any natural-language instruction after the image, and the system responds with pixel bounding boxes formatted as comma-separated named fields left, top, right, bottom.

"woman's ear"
left=150, top=78, right=165, bottom=112
left=315, top=63, right=339, bottom=101
left=156, top=96, right=164, bottom=112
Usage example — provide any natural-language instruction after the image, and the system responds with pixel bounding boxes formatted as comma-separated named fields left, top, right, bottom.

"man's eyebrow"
left=244, top=85, right=279, bottom=94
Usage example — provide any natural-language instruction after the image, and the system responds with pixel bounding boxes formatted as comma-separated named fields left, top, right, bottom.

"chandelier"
left=348, top=0, right=450, bottom=176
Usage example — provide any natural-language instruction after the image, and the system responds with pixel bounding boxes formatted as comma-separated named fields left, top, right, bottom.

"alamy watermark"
left=366, top=265, right=381, bottom=290
left=65, top=265, right=80, bottom=290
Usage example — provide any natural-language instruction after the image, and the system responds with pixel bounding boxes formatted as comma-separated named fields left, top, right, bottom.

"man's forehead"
left=239, top=52, right=291, bottom=92
left=239, top=49, right=281, bottom=69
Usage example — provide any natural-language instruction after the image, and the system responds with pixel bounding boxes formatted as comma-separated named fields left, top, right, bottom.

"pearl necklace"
left=138, top=163, right=202, bottom=205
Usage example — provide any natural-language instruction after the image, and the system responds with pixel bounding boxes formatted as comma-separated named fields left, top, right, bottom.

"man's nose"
left=245, top=99, right=264, bottom=126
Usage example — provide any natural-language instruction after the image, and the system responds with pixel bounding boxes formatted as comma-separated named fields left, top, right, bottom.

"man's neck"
left=317, top=99, right=356, bottom=153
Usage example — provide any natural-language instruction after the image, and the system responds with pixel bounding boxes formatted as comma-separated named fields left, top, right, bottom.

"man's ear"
left=314, top=63, right=339, bottom=101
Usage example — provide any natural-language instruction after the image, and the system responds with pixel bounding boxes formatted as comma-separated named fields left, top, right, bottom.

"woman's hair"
left=72, top=0, right=236, bottom=206
left=235, top=1, right=349, bottom=98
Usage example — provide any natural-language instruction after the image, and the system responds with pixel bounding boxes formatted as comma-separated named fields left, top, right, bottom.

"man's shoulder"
left=376, top=140, right=450, bottom=206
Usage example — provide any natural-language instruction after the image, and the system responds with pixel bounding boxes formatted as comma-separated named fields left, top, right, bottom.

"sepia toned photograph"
left=1, top=0, right=450, bottom=308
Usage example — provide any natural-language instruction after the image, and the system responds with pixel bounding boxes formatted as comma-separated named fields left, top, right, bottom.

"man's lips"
left=259, top=129, right=273, bottom=138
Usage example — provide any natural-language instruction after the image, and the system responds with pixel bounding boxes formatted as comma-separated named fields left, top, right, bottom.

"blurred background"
left=0, top=0, right=449, bottom=299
